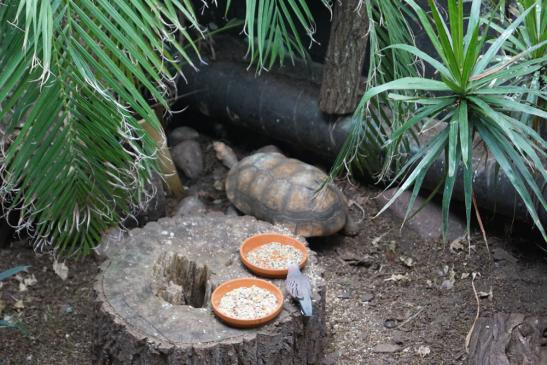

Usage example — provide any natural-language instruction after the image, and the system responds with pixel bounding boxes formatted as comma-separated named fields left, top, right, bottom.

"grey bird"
left=286, top=263, right=313, bottom=316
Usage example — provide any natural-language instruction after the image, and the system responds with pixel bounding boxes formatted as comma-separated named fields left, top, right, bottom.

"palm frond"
left=0, top=0, right=203, bottom=254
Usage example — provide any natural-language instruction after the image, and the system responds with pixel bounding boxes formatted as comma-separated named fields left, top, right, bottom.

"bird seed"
left=218, top=285, right=278, bottom=320
left=247, top=242, right=304, bottom=269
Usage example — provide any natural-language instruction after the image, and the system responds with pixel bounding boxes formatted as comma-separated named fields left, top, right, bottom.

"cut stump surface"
left=93, top=214, right=326, bottom=364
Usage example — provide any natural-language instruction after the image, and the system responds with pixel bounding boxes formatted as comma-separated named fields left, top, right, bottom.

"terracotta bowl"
left=211, top=277, right=284, bottom=328
left=240, top=232, right=308, bottom=278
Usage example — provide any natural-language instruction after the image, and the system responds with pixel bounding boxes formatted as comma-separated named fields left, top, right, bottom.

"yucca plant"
left=335, top=0, right=547, bottom=241
left=490, top=0, right=546, bottom=129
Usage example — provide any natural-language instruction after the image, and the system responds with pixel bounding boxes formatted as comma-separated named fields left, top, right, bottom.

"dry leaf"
left=449, top=236, right=465, bottom=252
left=53, top=260, right=69, bottom=281
left=399, top=256, right=414, bottom=268
left=461, top=272, right=470, bottom=279
left=0, top=300, right=6, bottom=315
left=416, top=345, right=431, bottom=357
left=24, top=274, right=37, bottom=287
left=18, top=274, right=37, bottom=292
left=385, top=273, right=410, bottom=282
left=441, top=267, right=456, bottom=289
left=371, top=232, right=388, bottom=247
left=13, top=299, right=24, bottom=310
left=479, top=287, right=493, bottom=301
left=18, top=282, right=28, bottom=292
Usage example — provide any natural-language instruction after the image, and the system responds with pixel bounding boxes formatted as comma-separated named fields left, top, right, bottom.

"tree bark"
left=467, top=313, right=547, bottom=365
left=93, top=214, right=326, bottom=364
left=319, top=1, right=368, bottom=115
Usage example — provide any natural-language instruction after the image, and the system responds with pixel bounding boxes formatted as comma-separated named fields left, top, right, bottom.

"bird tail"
left=299, top=296, right=313, bottom=317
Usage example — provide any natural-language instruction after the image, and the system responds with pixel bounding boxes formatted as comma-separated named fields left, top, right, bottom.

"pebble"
left=169, top=126, right=199, bottom=145
left=225, top=206, right=239, bottom=216
left=175, top=196, right=206, bottom=217
left=383, top=319, right=397, bottom=329
left=361, top=293, right=374, bottom=302
left=172, top=140, right=204, bottom=179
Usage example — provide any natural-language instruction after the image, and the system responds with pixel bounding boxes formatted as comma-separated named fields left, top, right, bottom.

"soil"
left=1, top=126, right=546, bottom=365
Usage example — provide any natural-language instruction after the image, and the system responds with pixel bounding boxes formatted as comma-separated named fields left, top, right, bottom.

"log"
left=467, top=313, right=547, bottom=365
left=319, top=1, right=368, bottom=114
left=93, top=213, right=326, bottom=364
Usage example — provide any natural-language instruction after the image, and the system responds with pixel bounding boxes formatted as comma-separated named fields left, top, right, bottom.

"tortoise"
left=213, top=142, right=358, bottom=237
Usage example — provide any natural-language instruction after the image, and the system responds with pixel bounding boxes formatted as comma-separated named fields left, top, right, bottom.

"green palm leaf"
left=0, top=0, right=202, bottom=254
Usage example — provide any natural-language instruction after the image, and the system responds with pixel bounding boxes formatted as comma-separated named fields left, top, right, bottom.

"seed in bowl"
left=247, top=242, right=304, bottom=269
left=218, top=285, right=278, bottom=320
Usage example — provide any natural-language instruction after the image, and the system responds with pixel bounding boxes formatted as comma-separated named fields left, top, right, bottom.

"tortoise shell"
left=225, top=152, right=347, bottom=237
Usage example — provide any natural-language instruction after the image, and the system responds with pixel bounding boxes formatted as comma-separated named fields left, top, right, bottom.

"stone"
left=225, top=205, right=239, bottom=216
left=372, top=343, right=402, bottom=353
left=254, top=145, right=282, bottom=155
left=175, top=195, right=207, bottom=216
left=172, top=140, right=204, bottom=179
left=376, top=188, right=466, bottom=242
left=361, top=293, right=374, bottom=302
left=93, top=214, right=326, bottom=364
left=168, top=126, right=199, bottom=145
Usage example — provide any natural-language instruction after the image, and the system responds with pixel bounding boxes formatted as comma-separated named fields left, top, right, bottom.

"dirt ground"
left=1, top=127, right=546, bottom=365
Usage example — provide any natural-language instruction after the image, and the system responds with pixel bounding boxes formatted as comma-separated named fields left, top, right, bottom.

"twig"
left=348, top=199, right=366, bottom=222
left=465, top=272, right=481, bottom=353
left=472, top=193, right=490, bottom=257
left=396, top=307, right=424, bottom=329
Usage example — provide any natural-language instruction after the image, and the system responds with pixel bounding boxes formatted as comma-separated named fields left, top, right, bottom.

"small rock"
left=169, top=126, right=199, bottom=145
left=225, top=206, right=239, bottom=216
left=383, top=318, right=397, bottom=329
left=254, top=145, right=282, bottom=155
left=391, top=332, right=405, bottom=345
left=372, top=343, right=401, bottom=353
left=172, top=140, right=204, bottom=179
left=213, top=180, right=224, bottom=191
left=361, top=293, right=375, bottom=302
left=176, top=196, right=207, bottom=217
left=62, top=304, right=74, bottom=315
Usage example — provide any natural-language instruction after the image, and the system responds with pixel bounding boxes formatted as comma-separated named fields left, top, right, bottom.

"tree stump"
left=93, top=213, right=326, bottom=364
left=467, top=313, right=547, bottom=365
left=319, top=1, right=368, bottom=115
